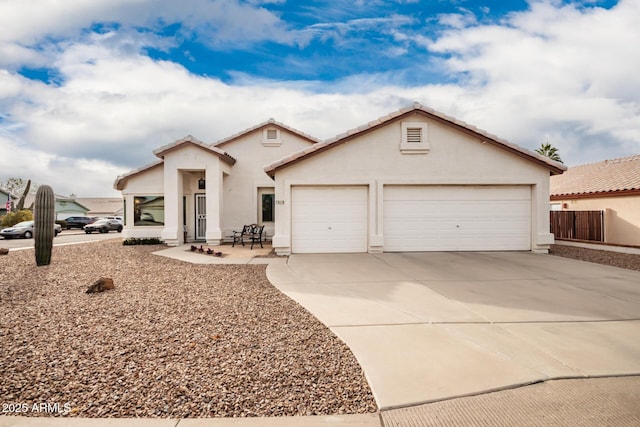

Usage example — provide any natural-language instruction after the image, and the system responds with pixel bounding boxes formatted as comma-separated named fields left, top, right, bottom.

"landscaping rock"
left=0, top=240, right=376, bottom=418
left=0, top=248, right=8, bottom=255
left=86, top=277, right=115, bottom=293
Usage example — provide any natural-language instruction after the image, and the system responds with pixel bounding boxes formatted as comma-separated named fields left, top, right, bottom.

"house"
left=74, top=197, right=124, bottom=218
left=23, top=194, right=90, bottom=220
left=114, top=119, right=320, bottom=244
left=0, top=189, right=17, bottom=216
left=115, top=103, right=566, bottom=253
left=550, top=155, right=640, bottom=246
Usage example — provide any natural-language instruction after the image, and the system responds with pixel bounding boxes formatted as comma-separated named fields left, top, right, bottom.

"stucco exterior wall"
left=557, top=195, right=640, bottom=246
left=120, top=163, right=164, bottom=240
left=217, top=128, right=314, bottom=239
left=272, top=113, right=554, bottom=254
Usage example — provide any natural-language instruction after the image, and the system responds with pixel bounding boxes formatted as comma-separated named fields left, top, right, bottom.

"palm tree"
left=535, top=143, right=563, bottom=163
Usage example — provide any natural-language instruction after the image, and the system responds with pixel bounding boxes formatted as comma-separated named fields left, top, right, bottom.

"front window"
left=134, top=196, right=165, bottom=226
left=261, top=194, right=274, bottom=222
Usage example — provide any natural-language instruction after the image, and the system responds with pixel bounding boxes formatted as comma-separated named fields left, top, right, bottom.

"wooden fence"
left=550, top=210, right=604, bottom=242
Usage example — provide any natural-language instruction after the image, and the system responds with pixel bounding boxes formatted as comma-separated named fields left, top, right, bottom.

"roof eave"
left=214, top=119, right=321, bottom=148
left=265, top=106, right=567, bottom=177
left=113, top=160, right=164, bottom=191
left=551, top=188, right=640, bottom=200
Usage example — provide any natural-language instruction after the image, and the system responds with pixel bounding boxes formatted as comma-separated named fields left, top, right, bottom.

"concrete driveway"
left=266, top=251, right=640, bottom=410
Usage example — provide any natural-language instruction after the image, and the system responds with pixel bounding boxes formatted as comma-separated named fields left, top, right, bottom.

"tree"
left=535, top=143, right=563, bottom=163
left=1, top=210, right=33, bottom=227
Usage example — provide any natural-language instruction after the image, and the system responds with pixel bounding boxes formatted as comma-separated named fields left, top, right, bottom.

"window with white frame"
left=401, top=122, right=430, bottom=153
left=262, top=127, right=281, bottom=146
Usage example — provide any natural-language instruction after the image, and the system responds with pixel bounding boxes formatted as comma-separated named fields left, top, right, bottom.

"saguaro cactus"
left=34, top=185, right=55, bottom=266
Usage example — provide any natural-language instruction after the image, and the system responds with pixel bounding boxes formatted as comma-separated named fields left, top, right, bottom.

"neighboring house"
left=23, top=194, right=90, bottom=220
left=0, top=189, right=17, bottom=216
left=75, top=197, right=124, bottom=218
left=115, top=103, right=566, bottom=253
left=550, top=155, right=640, bottom=246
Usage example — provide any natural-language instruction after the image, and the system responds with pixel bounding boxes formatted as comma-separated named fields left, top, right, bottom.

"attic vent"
left=266, top=129, right=278, bottom=139
left=401, top=122, right=429, bottom=154
left=262, top=127, right=281, bottom=146
left=406, top=127, right=422, bottom=143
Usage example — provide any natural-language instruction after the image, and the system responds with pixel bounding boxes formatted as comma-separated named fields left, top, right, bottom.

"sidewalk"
left=0, top=414, right=380, bottom=427
left=3, top=376, right=639, bottom=426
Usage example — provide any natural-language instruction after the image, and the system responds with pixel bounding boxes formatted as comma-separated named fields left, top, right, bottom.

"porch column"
left=205, top=165, right=223, bottom=245
left=161, top=168, right=183, bottom=246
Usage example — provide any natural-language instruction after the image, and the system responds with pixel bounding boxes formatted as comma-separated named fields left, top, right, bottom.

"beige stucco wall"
left=118, top=129, right=313, bottom=245
left=119, top=145, right=232, bottom=245
left=120, top=164, right=164, bottom=240
left=217, top=127, right=314, bottom=239
left=557, top=195, right=640, bottom=246
left=272, top=112, right=555, bottom=254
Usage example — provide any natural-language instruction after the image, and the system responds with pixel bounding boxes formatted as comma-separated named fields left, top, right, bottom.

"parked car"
left=140, top=212, right=154, bottom=221
left=64, top=216, right=96, bottom=229
left=83, top=219, right=123, bottom=234
left=0, top=221, right=62, bottom=239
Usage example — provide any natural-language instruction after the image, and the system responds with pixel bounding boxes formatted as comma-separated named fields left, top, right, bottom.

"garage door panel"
left=384, top=186, right=531, bottom=252
left=292, top=187, right=368, bottom=253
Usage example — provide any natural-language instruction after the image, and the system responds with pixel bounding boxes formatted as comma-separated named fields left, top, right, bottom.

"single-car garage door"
left=384, top=185, right=531, bottom=251
left=292, top=186, right=368, bottom=253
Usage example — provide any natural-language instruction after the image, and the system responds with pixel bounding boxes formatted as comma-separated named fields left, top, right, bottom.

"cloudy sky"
left=1, top=0, right=638, bottom=197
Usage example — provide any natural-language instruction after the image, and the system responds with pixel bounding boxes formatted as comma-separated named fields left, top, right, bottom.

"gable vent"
left=262, top=127, right=282, bottom=146
left=401, top=122, right=429, bottom=154
left=266, top=129, right=278, bottom=139
left=406, top=127, right=422, bottom=144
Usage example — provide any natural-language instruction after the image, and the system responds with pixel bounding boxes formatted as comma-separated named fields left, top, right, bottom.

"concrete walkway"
left=152, top=243, right=287, bottom=265
left=266, top=251, right=640, bottom=410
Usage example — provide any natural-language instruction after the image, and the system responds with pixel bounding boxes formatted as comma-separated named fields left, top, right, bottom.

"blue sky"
left=0, top=0, right=637, bottom=197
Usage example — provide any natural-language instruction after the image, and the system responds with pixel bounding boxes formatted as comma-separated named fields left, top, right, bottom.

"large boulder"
left=86, top=277, right=115, bottom=294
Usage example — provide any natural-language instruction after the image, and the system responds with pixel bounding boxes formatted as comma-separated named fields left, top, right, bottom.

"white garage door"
left=384, top=186, right=531, bottom=251
left=292, top=186, right=368, bottom=253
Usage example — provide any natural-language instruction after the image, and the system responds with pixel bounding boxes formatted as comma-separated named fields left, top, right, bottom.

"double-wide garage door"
left=291, top=185, right=531, bottom=253
left=384, top=185, right=531, bottom=251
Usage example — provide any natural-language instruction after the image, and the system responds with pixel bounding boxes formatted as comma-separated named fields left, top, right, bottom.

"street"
left=0, top=229, right=121, bottom=250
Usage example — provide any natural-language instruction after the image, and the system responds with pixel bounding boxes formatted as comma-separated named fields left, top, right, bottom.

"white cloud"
left=422, top=0, right=640, bottom=164
left=1, top=0, right=640, bottom=197
left=437, top=9, right=478, bottom=29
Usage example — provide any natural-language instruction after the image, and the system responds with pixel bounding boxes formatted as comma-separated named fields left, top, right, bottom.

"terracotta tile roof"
left=550, top=154, right=640, bottom=196
left=265, top=102, right=567, bottom=177
left=75, top=198, right=123, bottom=215
left=213, top=118, right=321, bottom=147
left=115, top=135, right=239, bottom=191
left=22, top=194, right=90, bottom=211
left=153, top=135, right=236, bottom=165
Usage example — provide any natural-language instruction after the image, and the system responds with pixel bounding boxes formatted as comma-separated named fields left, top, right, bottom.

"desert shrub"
left=1, top=210, right=34, bottom=227
left=122, top=237, right=163, bottom=245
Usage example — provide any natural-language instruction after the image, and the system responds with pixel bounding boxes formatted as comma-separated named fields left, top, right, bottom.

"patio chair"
left=231, top=224, right=252, bottom=247
left=248, top=224, right=264, bottom=249
left=231, top=224, right=265, bottom=249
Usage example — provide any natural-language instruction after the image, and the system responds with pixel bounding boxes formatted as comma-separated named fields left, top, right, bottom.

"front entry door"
left=195, top=194, right=206, bottom=241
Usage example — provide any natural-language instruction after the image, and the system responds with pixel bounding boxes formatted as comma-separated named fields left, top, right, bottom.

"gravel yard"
left=550, top=244, right=640, bottom=271
left=0, top=240, right=376, bottom=418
